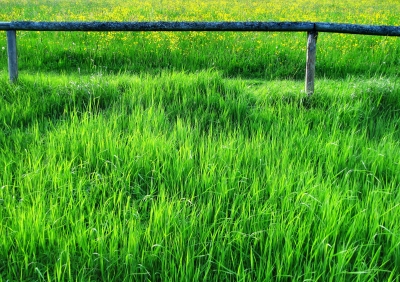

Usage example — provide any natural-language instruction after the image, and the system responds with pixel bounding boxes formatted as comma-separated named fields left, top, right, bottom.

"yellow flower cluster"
left=1, top=0, right=399, bottom=24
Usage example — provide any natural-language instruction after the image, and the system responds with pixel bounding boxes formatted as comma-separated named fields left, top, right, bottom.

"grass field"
left=1, top=0, right=400, bottom=281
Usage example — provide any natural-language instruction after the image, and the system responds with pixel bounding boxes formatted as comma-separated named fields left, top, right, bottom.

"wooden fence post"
left=305, top=31, right=318, bottom=95
left=7, top=30, right=18, bottom=83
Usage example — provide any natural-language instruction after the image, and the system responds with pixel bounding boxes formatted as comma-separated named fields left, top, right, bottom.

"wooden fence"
left=1, top=21, right=400, bottom=94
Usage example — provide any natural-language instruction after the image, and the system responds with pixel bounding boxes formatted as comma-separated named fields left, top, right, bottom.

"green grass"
left=1, top=1, right=400, bottom=280
left=1, top=71, right=399, bottom=281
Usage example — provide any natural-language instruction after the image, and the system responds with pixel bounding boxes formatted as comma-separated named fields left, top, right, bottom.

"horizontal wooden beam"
left=0, top=21, right=399, bottom=36
left=0, top=22, right=11, bottom=30
left=5, top=21, right=314, bottom=32
left=315, top=22, right=400, bottom=36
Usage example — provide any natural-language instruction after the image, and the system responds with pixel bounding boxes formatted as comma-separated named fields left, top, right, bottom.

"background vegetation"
left=0, top=0, right=399, bottom=281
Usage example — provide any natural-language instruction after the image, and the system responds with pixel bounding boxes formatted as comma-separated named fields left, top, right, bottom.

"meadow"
left=1, top=0, right=400, bottom=281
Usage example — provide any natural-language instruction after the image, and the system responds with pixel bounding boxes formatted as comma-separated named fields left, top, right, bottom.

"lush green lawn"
left=1, top=0, right=400, bottom=281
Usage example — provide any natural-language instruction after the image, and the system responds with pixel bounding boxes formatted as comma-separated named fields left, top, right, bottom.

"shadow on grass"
left=11, top=44, right=398, bottom=81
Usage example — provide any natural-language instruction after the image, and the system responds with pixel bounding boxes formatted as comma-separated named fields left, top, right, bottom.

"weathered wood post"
left=7, top=30, right=18, bottom=83
left=305, top=31, right=318, bottom=95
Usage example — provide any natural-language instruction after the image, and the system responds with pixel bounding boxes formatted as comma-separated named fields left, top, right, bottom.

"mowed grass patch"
left=1, top=71, right=399, bottom=280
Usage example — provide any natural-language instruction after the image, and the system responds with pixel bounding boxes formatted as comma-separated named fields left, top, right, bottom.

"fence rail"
left=1, top=21, right=400, bottom=93
left=1, top=21, right=400, bottom=35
